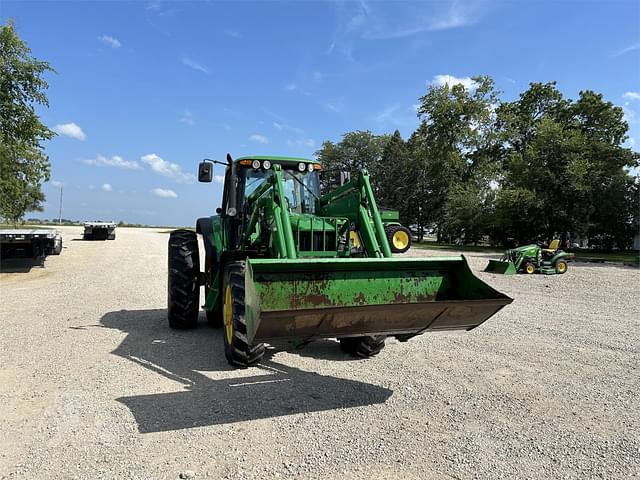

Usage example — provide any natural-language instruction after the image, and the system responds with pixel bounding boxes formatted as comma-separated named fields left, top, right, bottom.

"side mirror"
left=198, top=161, right=213, bottom=183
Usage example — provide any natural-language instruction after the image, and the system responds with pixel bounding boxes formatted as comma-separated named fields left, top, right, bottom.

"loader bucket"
left=242, top=256, right=512, bottom=344
left=484, top=259, right=517, bottom=275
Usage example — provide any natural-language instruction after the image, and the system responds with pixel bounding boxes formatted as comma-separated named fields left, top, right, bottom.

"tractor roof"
left=236, top=155, right=319, bottom=164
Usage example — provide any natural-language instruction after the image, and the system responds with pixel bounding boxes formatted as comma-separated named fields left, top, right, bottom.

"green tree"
left=494, top=83, right=638, bottom=247
left=412, top=75, right=500, bottom=241
left=0, top=21, right=55, bottom=223
left=315, top=130, right=390, bottom=193
left=376, top=130, right=409, bottom=208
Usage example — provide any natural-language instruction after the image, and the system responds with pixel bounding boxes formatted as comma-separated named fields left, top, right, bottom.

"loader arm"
left=316, top=170, right=392, bottom=258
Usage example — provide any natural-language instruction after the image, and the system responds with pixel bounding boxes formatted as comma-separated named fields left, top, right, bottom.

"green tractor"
left=485, top=240, right=573, bottom=275
left=380, top=209, right=412, bottom=254
left=349, top=208, right=413, bottom=254
left=168, top=154, right=512, bottom=367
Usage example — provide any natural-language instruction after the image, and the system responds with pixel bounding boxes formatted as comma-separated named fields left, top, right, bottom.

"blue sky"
left=3, top=0, right=639, bottom=226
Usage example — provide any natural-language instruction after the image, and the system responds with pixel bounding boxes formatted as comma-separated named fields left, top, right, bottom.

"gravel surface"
left=1, top=226, right=638, bottom=479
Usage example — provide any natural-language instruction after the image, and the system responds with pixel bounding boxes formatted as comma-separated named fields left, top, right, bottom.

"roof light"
left=298, top=162, right=306, bottom=172
left=262, top=160, right=272, bottom=170
left=313, top=163, right=322, bottom=170
left=251, top=160, right=261, bottom=169
left=307, top=163, right=314, bottom=172
left=239, top=159, right=253, bottom=166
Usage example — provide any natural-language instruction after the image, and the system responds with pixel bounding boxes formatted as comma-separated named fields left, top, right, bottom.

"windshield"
left=243, top=168, right=320, bottom=214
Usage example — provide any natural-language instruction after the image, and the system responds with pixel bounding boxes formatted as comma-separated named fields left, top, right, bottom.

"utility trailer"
left=83, top=222, right=116, bottom=240
left=0, top=229, right=62, bottom=266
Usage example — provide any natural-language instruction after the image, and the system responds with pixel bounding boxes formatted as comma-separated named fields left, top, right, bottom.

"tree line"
left=317, top=77, right=639, bottom=249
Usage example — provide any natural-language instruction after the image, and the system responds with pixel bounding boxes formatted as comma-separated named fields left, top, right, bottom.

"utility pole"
left=58, top=184, right=63, bottom=225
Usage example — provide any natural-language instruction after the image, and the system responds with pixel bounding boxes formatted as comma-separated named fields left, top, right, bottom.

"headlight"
left=298, top=162, right=306, bottom=172
left=251, top=160, right=261, bottom=169
left=262, top=160, right=271, bottom=170
left=307, top=163, right=314, bottom=172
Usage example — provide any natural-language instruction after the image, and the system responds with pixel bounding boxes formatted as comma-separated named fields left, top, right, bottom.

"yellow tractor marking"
left=224, top=284, right=233, bottom=344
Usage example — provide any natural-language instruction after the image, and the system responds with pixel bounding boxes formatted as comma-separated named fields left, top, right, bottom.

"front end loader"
left=168, top=155, right=512, bottom=367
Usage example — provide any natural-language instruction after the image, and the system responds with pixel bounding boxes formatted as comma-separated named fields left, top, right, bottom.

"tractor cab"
left=239, top=157, right=321, bottom=215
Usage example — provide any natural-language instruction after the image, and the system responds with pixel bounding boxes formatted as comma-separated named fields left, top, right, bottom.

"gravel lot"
left=1, top=226, right=638, bottom=479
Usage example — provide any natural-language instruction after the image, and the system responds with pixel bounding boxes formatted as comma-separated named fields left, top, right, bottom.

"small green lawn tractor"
left=485, top=240, right=573, bottom=275
left=168, top=154, right=512, bottom=367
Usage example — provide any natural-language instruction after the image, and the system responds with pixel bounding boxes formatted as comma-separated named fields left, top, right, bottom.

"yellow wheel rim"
left=350, top=231, right=361, bottom=249
left=392, top=230, right=409, bottom=250
left=526, top=264, right=535, bottom=274
left=558, top=262, right=566, bottom=273
left=223, top=284, right=233, bottom=344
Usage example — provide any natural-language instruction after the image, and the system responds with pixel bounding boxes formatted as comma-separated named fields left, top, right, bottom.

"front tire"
left=524, top=262, right=536, bottom=274
left=168, top=230, right=200, bottom=329
left=222, top=262, right=265, bottom=367
left=339, top=336, right=386, bottom=358
left=555, top=259, right=568, bottom=274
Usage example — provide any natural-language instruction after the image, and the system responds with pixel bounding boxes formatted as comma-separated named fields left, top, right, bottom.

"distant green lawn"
left=413, top=241, right=639, bottom=264
left=412, top=242, right=503, bottom=254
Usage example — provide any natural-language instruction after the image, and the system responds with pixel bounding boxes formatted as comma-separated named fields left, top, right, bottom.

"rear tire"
left=339, top=336, right=386, bottom=358
left=168, top=230, right=200, bottom=329
left=223, top=262, right=265, bottom=367
left=555, top=259, right=568, bottom=274
left=386, top=226, right=412, bottom=254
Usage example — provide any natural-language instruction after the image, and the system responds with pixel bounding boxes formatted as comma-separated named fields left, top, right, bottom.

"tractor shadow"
left=101, top=309, right=393, bottom=433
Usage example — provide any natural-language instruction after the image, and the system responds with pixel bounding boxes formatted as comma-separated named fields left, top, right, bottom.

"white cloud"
left=141, top=153, right=196, bottom=184
left=284, top=83, right=298, bottom=92
left=311, top=71, right=323, bottom=82
left=223, top=29, right=241, bottom=38
left=53, top=122, right=86, bottom=140
left=323, top=102, right=341, bottom=113
left=88, top=184, right=96, bottom=190
left=623, top=92, right=640, bottom=101
left=273, top=122, right=283, bottom=130
left=182, top=58, right=209, bottom=74
left=214, top=175, right=225, bottom=183
left=101, top=183, right=113, bottom=192
left=287, top=138, right=316, bottom=148
left=622, top=105, right=636, bottom=124
left=99, top=35, right=121, bottom=48
left=179, top=110, right=195, bottom=125
left=613, top=43, right=640, bottom=57
left=431, top=74, right=478, bottom=91
left=328, top=0, right=483, bottom=61
left=83, top=154, right=141, bottom=170
left=249, top=134, right=269, bottom=144
left=151, top=188, right=177, bottom=198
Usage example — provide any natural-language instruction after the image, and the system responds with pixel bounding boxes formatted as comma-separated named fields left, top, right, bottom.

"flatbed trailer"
left=0, top=229, right=62, bottom=266
left=83, top=222, right=116, bottom=240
